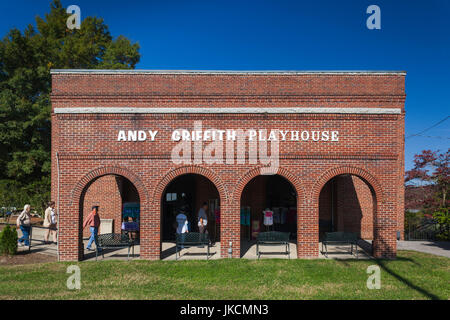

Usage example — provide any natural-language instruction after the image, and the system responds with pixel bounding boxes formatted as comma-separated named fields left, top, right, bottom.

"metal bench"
left=175, top=232, right=211, bottom=260
left=321, top=231, right=359, bottom=258
left=256, top=231, right=290, bottom=259
left=96, top=233, right=135, bottom=261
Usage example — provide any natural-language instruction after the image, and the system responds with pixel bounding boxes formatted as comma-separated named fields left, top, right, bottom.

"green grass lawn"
left=0, top=251, right=448, bottom=300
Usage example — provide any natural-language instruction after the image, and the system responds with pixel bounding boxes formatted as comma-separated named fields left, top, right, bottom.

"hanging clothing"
left=263, top=209, right=274, bottom=226
left=273, top=207, right=281, bottom=224
left=240, top=207, right=251, bottom=226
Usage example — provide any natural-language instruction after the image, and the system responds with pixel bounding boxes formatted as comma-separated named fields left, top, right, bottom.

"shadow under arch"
left=233, top=167, right=305, bottom=258
left=232, top=166, right=305, bottom=205
left=152, top=165, right=229, bottom=206
left=153, top=165, right=229, bottom=259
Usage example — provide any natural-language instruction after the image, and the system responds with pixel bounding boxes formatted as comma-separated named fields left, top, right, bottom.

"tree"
left=0, top=0, right=140, bottom=212
left=405, top=149, right=449, bottom=211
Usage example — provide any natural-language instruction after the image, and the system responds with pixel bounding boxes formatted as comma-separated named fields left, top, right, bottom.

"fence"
left=405, top=219, right=440, bottom=241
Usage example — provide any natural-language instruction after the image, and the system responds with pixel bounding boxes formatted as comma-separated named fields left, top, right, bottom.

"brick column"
left=297, top=200, right=319, bottom=258
left=372, top=202, right=397, bottom=259
left=58, top=200, right=83, bottom=261
left=220, top=201, right=240, bottom=258
left=140, top=201, right=160, bottom=260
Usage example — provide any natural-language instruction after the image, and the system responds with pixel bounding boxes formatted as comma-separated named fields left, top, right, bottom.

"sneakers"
left=18, top=241, right=24, bottom=247
left=86, top=247, right=94, bottom=251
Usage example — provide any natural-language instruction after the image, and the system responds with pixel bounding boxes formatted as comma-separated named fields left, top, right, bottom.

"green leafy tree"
left=0, top=0, right=140, bottom=211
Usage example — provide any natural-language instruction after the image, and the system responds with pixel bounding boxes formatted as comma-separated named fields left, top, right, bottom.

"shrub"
left=0, top=225, right=18, bottom=255
left=433, top=209, right=450, bottom=241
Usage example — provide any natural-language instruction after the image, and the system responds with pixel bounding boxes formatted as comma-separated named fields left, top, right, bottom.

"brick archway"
left=231, top=166, right=305, bottom=258
left=68, top=166, right=148, bottom=261
left=311, top=165, right=385, bottom=258
left=71, top=166, right=148, bottom=207
left=311, top=166, right=383, bottom=204
left=152, top=165, right=229, bottom=204
left=232, top=167, right=305, bottom=205
left=151, top=165, right=229, bottom=259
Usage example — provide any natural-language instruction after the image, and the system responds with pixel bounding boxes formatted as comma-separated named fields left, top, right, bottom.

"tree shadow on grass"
left=333, top=237, right=438, bottom=299
left=375, top=237, right=440, bottom=299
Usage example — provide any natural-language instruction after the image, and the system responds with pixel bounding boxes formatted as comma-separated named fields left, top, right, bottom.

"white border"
left=50, top=69, right=406, bottom=75
left=54, top=107, right=402, bottom=114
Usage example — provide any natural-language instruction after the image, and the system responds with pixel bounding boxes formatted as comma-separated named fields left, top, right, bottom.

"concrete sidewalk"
left=18, top=227, right=449, bottom=260
left=397, top=240, right=450, bottom=258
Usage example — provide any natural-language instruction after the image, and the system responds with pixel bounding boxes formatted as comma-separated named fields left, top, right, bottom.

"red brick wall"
left=82, top=175, right=122, bottom=237
left=51, top=71, right=405, bottom=261
left=336, top=175, right=374, bottom=239
left=319, top=175, right=374, bottom=239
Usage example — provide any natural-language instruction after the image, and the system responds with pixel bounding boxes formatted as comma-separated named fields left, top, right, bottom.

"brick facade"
left=50, top=70, right=406, bottom=261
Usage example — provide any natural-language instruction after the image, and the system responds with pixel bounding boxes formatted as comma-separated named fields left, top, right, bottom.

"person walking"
left=83, top=206, right=101, bottom=251
left=197, top=202, right=208, bottom=234
left=175, top=206, right=189, bottom=249
left=17, top=204, right=32, bottom=247
left=43, top=201, right=57, bottom=244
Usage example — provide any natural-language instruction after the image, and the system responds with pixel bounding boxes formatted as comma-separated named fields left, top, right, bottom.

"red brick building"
left=50, top=70, right=406, bottom=261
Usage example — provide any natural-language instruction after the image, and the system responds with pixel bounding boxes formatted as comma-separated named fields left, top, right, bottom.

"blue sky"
left=1, top=0, right=449, bottom=170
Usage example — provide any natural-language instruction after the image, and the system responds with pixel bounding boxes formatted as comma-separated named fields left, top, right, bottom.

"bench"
left=321, top=232, right=359, bottom=258
left=96, top=233, right=135, bottom=261
left=256, top=231, right=290, bottom=259
left=176, top=232, right=211, bottom=260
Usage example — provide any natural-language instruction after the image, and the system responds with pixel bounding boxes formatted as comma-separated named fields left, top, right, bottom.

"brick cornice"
left=53, top=113, right=400, bottom=121
left=57, top=153, right=399, bottom=161
left=51, top=93, right=406, bottom=103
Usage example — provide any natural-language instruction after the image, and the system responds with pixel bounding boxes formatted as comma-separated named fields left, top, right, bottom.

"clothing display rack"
left=240, top=206, right=251, bottom=241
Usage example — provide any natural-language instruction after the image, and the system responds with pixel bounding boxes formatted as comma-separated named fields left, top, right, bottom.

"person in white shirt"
left=176, top=212, right=188, bottom=234
left=197, top=202, right=208, bottom=234
left=43, top=201, right=57, bottom=244
left=175, top=207, right=189, bottom=249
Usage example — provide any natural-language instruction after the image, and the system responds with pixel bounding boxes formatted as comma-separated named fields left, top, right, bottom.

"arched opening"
left=319, top=174, right=376, bottom=257
left=79, top=174, right=140, bottom=260
left=160, top=174, right=220, bottom=259
left=240, top=175, right=297, bottom=258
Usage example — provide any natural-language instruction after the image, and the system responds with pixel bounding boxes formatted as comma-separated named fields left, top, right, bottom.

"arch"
left=232, top=166, right=306, bottom=204
left=311, top=166, right=384, bottom=204
left=70, top=166, right=149, bottom=207
left=152, top=165, right=229, bottom=205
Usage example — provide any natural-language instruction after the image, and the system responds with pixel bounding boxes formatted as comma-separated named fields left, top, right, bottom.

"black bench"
left=321, top=232, right=359, bottom=258
left=256, top=231, right=290, bottom=259
left=96, top=233, right=135, bottom=261
left=176, top=232, right=211, bottom=260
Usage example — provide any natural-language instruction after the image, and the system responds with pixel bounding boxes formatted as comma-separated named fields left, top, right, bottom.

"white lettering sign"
left=117, top=130, right=158, bottom=141
left=118, top=129, right=339, bottom=142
